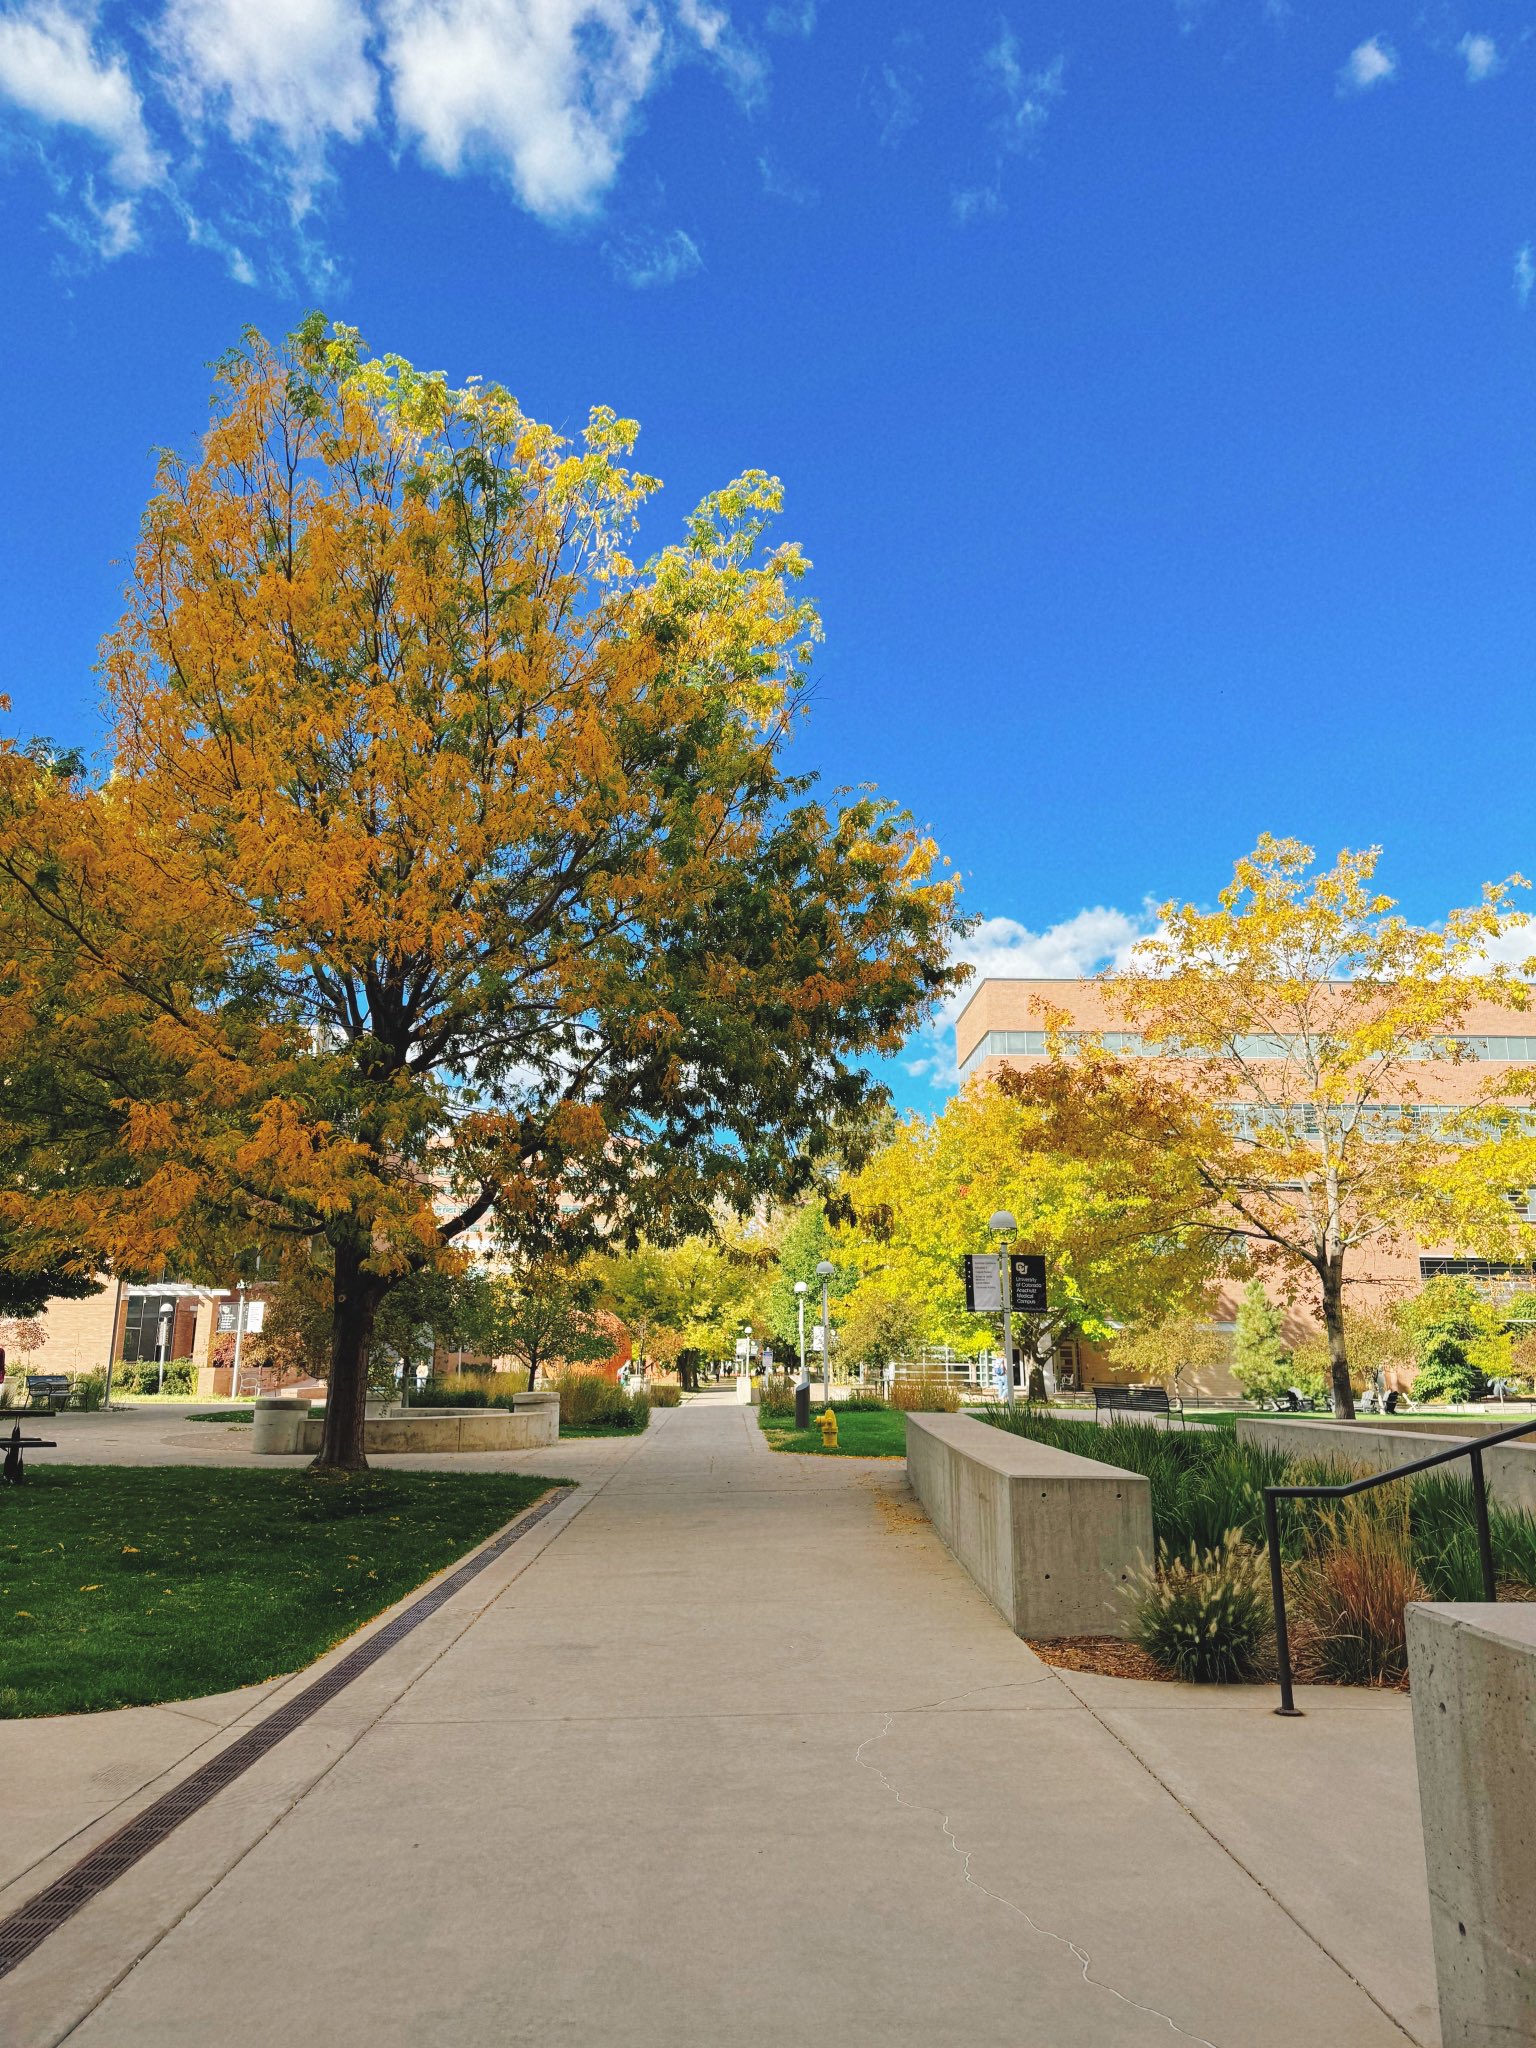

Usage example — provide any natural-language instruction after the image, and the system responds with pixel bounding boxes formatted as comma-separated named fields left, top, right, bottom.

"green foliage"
left=1232, top=1280, right=1292, bottom=1403
left=547, top=1369, right=649, bottom=1431
left=982, top=1406, right=1290, bottom=1555
left=835, top=1283, right=922, bottom=1370
left=1400, top=1276, right=1507, bottom=1380
left=764, top=1201, right=851, bottom=1353
left=0, top=1465, right=562, bottom=1716
left=1131, top=1535, right=1272, bottom=1684
left=68, top=1370, right=106, bottom=1411
left=646, top=1382, right=682, bottom=1407
left=418, top=1382, right=491, bottom=1408
left=1410, top=1337, right=1486, bottom=1405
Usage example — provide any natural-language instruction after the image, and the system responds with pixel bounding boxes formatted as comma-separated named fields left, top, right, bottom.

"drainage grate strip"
left=0, top=1484, right=569, bottom=1979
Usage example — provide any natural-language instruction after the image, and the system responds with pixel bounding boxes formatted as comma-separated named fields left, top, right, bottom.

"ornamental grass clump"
left=1132, top=1534, right=1273, bottom=1683
left=758, top=1373, right=796, bottom=1419
left=1288, top=1493, right=1427, bottom=1687
left=547, top=1368, right=648, bottom=1430
left=887, top=1373, right=962, bottom=1413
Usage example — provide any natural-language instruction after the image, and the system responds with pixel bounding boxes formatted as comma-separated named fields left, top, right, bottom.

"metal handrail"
left=1262, top=1412, right=1536, bottom=1715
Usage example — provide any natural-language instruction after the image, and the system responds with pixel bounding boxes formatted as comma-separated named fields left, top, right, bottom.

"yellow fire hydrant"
left=818, top=1408, right=839, bottom=1449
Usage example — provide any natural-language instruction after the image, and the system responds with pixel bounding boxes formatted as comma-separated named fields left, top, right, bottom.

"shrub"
left=839, top=1393, right=890, bottom=1412
left=647, top=1382, right=682, bottom=1408
left=1410, top=1337, right=1486, bottom=1405
left=758, top=1373, right=796, bottom=1419
left=69, top=1371, right=107, bottom=1412
left=887, top=1374, right=962, bottom=1413
left=161, top=1359, right=195, bottom=1395
left=1288, top=1493, right=1427, bottom=1686
left=419, top=1382, right=491, bottom=1408
left=548, top=1368, right=648, bottom=1430
left=1132, top=1535, right=1272, bottom=1683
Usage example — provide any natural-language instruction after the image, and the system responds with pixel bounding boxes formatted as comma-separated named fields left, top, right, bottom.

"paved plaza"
left=3, top=1395, right=1437, bottom=2047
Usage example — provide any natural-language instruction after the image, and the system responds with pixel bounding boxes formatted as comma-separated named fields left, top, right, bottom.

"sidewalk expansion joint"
left=854, top=1706, right=1223, bottom=2048
left=0, top=1483, right=571, bottom=1983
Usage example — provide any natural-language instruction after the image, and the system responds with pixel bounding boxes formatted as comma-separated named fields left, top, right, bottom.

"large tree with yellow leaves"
left=0, top=318, right=959, bottom=1469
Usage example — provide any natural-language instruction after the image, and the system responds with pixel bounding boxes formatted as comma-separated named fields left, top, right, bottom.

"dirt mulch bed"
left=1023, top=1635, right=1183, bottom=1683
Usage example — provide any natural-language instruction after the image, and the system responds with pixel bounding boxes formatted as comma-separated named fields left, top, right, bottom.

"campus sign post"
left=965, top=1232, right=1049, bottom=1403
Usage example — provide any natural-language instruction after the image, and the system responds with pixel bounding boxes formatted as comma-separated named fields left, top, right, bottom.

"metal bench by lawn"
left=1093, top=1383, right=1183, bottom=1427
left=20, top=1374, right=72, bottom=1415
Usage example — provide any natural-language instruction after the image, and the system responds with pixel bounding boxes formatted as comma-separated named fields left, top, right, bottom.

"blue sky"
left=1, top=0, right=1533, bottom=1108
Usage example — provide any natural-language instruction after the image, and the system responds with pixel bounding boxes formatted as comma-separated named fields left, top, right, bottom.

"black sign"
left=1010, top=1254, right=1048, bottom=1314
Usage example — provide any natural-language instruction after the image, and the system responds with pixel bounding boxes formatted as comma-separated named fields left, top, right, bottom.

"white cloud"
left=905, top=906, right=1157, bottom=1091
left=0, top=2, right=160, bottom=187
left=863, top=56, right=918, bottom=147
left=951, top=181, right=1001, bottom=224
left=983, top=31, right=1063, bottom=154
left=758, top=148, right=815, bottom=203
left=384, top=0, right=668, bottom=220
left=158, top=0, right=376, bottom=202
left=1458, top=32, right=1502, bottom=83
left=602, top=222, right=701, bottom=285
left=1338, top=36, right=1397, bottom=93
left=765, top=0, right=814, bottom=34
left=1515, top=243, right=1534, bottom=309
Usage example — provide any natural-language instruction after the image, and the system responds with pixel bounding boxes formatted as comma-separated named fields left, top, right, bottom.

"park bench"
left=3, top=1420, right=56, bottom=1483
left=1093, top=1384, right=1183, bottom=1428
left=21, top=1374, right=72, bottom=1415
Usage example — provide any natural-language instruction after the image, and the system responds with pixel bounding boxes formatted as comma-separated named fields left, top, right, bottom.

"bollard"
left=794, top=1382, right=810, bottom=1430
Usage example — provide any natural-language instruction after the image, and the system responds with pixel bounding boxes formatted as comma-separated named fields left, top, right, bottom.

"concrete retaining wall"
left=1407, top=1603, right=1536, bottom=2046
left=905, top=1411, right=1153, bottom=1639
left=1235, top=1416, right=1536, bottom=1516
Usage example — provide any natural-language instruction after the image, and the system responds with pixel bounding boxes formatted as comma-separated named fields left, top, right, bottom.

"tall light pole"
left=229, top=1280, right=248, bottom=1403
left=816, top=1259, right=834, bottom=1406
left=989, top=1210, right=1017, bottom=1404
left=794, top=1282, right=808, bottom=1382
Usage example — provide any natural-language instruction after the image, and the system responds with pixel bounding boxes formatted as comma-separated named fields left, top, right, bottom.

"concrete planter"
left=258, top=1404, right=560, bottom=1455
left=1236, top=1416, right=1536, bottom=1515
left=250, top=1398, right=311, bottom=1455
left=1407, top=1603, right=1536, bottom=2046
left=905, top=1410, right=1152, bottom=1639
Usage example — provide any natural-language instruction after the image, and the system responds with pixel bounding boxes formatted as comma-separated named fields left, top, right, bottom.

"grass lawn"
left=188, top=1409, right=254, bottom=1424
left=1, top=1465, right=565, bottom=1719
left=760, top=1409, right=907, bottom=1458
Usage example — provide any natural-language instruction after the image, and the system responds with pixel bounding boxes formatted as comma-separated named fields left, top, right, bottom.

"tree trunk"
left=527, top=1358, right=539, bottom=1392
left=315, top=1242, right=382, bottom=1473
left=1321, top=1256, right=1355, bottom=1420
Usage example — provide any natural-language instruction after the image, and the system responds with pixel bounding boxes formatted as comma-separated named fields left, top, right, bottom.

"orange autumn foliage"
left=0, top=318, right=959, bottom=1468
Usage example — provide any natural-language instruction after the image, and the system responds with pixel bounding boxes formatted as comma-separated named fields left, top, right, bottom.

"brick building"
left=956, top=978, right=1536, bottom=1395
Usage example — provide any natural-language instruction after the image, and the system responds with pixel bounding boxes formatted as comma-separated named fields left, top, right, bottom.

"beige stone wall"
left=20, top=1286, right=120, bottom=1377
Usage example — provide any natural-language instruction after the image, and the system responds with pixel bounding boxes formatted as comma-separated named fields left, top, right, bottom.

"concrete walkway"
left=2, top=1395, right=1437, bottom=2047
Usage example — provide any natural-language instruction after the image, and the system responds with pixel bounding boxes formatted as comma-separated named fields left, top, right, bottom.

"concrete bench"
left=905, top=1411, right=1153, bottom=1639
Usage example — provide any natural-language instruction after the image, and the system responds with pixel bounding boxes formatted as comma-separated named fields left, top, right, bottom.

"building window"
left=121, top=1293, right=181, bottom=1363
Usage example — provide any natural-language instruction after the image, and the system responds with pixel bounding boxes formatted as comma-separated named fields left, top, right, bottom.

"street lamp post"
left=816, top=1259, right=834, bottom=1407
left=989, top=1210, right=1017, bottom=1404
left=794, top=1280, right=810, bottom=1429
left=229, top=1281, right=248, bottom=1403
